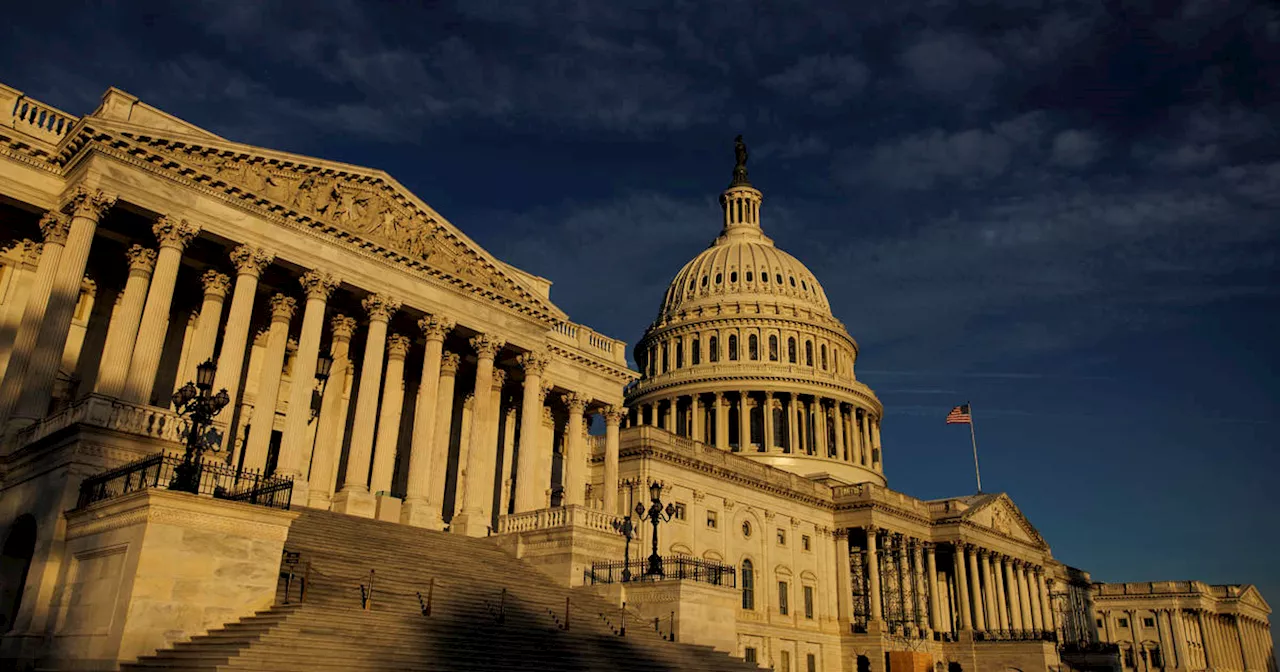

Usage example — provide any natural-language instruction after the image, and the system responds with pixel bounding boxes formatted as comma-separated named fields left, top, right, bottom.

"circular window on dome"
left=715, top=273, right=722, bottom=284
left=789, top=276, right=796, bottom=287
left=746, top=271, right=753, bottom=282
left=742, top=521, right=753, bottom=538
left=730, top=271, right=738, bottom=283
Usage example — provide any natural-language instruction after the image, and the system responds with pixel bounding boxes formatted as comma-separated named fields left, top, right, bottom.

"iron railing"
left=585, top=555, right=736, bottom=587
left=76, top=452, right=293, bottom=510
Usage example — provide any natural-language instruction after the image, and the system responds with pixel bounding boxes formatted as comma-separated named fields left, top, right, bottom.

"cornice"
left=639, top=312, right=859, bottom=353
left=623, top=441, right=833, bottom=509
left=547, top=343, right=640, bottom=385
left=627, top=371, right=883, bottom=413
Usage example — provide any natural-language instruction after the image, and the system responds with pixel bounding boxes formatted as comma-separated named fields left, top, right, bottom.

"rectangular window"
left=802, top=534, right=811, bottom=551
left=804, top=585, right=815, bottom=619
left=1118, top=617, right=1129, bottom=628
left=778, top=581, right=789, bottom=615
left=706, top=510, right=718, bottom=529
left=1123, top=649, right=1135, bottom=668
left=673, top=502, right=686, bottom=521
left=777, top=528, right=787, bottom=546
left=808, top=653, right=817, bottom=672
left=781, top=651, right=791, bottom=672
left=1143, top=617, right=1155, bottom=628
left=744, top=647, right=757, bottom=664
left=1096, top=618, right=1104, bottom=627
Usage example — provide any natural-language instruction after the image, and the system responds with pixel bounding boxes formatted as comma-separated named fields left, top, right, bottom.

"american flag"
left=946, top=404, right=972, bottom=425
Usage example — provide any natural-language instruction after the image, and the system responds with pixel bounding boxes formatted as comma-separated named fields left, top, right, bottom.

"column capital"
left=152, top=216, right=200, bottom=250
left=469, top=333, right=505, bottom=359
left=923, top=541, right=936, bottom=552
left=561, top=392, right=588, bottom=413
left=386, top=333, right=411, bottom=359
left=200, top=269, right=230, bottom=297
left=491, top=368, right=507, bottom=390
left=63, top=186, right=116, bottom=220
left=833, top=528, right=849, bottom=541
left=440, top=351, right=461, bottom=375
left=330, top=315, right=357, bottom=342
left=253, top=327, right=271, bottom=348
left=604, top=405, right=625, bottom=425
left=538, top=380, right=554, bottom=404
left=418, top=314, right=455, bottom=341
left=230, top=244, right=274, bottom=277
left=362, top=293, right=400, bottom=322
left=300, top=270, right=340, bottom=301
left=865, top=524, right=879, bottom=536
left=978, top=547, right=990, bottom=558
left=517, top=350, right=550, bottom=376
left=19, top=239, right=41, bottom=268
left=126, top=245, right=158, bottom=274
left=269, top=294, right=297, bottom=321
left=38, top=211, right=71, bottom=244
left=462, top=393, right=475, bottom=409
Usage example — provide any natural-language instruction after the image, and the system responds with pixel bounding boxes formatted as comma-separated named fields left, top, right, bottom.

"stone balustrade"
left=0, top=85, right=75, bottom=145
left=11, top=393, right=191, bottom=449
left=833, top=482, right=933, bottom=519
left=549, top=319, right=628, bottom=365
left=497, top=504, right=621, bottom=534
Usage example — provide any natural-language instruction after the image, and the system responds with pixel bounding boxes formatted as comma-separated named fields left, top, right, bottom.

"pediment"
left=962, top=494, right=1046, bottom=548
left=79, top=117, right=565, bottom=322
left=1238, top=585, right=1271, bottom=612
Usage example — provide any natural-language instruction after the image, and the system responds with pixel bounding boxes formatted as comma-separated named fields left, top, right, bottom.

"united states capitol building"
left=0, top=82, right=1272, bottom=672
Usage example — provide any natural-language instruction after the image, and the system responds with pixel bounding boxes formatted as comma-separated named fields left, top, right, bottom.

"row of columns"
left=1103, top=606, right=1275, bottom=672
left=643, top=328, right=846, bottom=378
left=949, top=541, right=1054, bottom=637
left=633, top=391, right=881, bottom=470
left=0, top=188, right=626, bottom=536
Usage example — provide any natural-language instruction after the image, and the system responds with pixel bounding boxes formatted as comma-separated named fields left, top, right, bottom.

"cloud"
left=761, top=54, right=869, bottom=107
left=859, top=126, right=1017, bottom=190
left=899, top=30, right=1004, bottom=98
left=1050, top=129, right=1102, bottom=168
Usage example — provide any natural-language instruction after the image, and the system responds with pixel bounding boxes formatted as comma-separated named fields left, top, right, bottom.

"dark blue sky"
left=8, top=0, right=1278, bottom=633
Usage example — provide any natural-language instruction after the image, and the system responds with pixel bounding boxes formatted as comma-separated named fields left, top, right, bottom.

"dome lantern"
left=718, top=136, right=765, bottom=239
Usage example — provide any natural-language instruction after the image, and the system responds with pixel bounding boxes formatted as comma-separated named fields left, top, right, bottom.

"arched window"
left=647, top=347, right=657, bottom=377
left=762, top=272, right=769, bottom=283
left=776, top=273, right=783, bottom=284
left=675, top=339, right=684, bottom=369
left=790, top=276, right=796, bottom=287
left=768, top=335, right=779, bottom=361
left=746, top=271, right=753, bottom=282
left=709, top=336, right=719, bottom=363
left=701, top=275, right=708, bottom=287
left=748, top=334, right=759, bottom=360
left=691, top=338, right=701, bottom=366
left=805, top=341, right=813, bottom=367
left=741, top=559, right=755, bottom=610
left=661, top=342, right=669, bottom=373
left=715, top=273, right=723, bottom=284
left=788, top=337, right=797, bottom=363
left=821, top=344, right=828, bottom=370
left=728, top=335, right=739, bottom=361
left=730, top=271, right=738, bottom=283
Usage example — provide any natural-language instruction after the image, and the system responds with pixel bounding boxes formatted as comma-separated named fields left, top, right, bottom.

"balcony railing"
left=76, top=452, right=293, bottom=511
left=497, top=504, right=621, bottom=534
left=585, top=555, right=736, bottom=588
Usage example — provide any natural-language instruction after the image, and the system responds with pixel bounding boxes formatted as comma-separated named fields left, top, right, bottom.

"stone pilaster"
left=123, top=216, right=199, bottom=403
left=307, top=315, right=356, bottom=508
left=401, top=315, right=454, bottom=528
left=242, top=295, right=296, bottom=471
left=278, top=271, right=339, bottom=500
left=214, top=245, right=274, bottom=451
left=94, top=245, right=156, bottom=397
left=452, top=333, right=504, bottom=536
left=0, top=239, right=40, bottom=377
left=512, top=350, right=550, bottom=514
left=333, top=294, right=399, bottom=517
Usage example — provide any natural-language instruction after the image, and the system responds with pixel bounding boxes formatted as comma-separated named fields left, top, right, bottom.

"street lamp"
left=635, top=480, right=676, bottom=578
left=304, top=352, right=335, bottom=475
left=611, top=515, right=637, bottom=582
left=170, top=359, right=231, bottom=494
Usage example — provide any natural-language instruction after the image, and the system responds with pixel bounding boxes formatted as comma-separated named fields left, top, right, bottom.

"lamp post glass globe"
left=170, top=359, right=231, bottom=494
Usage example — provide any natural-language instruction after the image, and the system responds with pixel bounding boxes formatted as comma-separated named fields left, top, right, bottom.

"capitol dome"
left=625, top=137, right=886, bottom=486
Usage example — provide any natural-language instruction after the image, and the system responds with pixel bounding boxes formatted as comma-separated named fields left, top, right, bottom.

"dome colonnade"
left=625, top=138, right=885, bottom=486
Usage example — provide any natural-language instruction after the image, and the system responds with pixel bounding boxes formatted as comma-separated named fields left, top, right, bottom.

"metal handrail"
left=586, top=554, right=736, bottom=587
left=360, top=570, right=376, bottom=611
left=76, top=452, right=293, bottom=510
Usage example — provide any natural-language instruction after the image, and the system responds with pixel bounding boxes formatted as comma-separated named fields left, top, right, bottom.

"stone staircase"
left=120, top=508, right=761, bottom=671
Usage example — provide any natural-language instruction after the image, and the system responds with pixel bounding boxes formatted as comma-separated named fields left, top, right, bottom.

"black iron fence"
left=76, top=452, right=293, bottom=510
left=585, top=555, right=736, bottom=588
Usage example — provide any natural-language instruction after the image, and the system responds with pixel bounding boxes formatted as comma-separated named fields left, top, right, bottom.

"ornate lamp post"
left=170, top=359, right=231, bottom=494
left=304, top=352, right=335, bottom=470
left=635, top=480, right=676, bottom=578
left=611, top=515, right=637, bottom=582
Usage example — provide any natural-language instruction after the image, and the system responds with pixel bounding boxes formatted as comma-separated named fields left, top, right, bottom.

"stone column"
left=737, top=390, right=750, bottom=450
left=912, top=541, right=927, bottom=632
left=866, top=527, right=883, bottom=626
left=535, top=387, right=554, bottom=507
left=925, top=543, right=941, bottom=632
left=0, top=216, right=67, bottom=428
left=1037, top=570, right=1052, bottom=634
left=954, top=543, right=973, bottom=631
left=0, top=240, right=40, bottom=377
left=815, top=400, right=829, bottom=456
left=762, top=391, right=775, bottom=451
left=181, top=270, right=232, bottom=385
left=123, top=216, right=199, bottom=403
left=306, top=315, right=355, bottom=508
left=788, top=394, right=800, bottom=453
left=872, top=417, right=883, bottom=468
left=94, top=245, right=156, bottom=397
left=370, top=334, right=411, bottom=515
left=1169, top=609, right=1189, bottom=670
left=10, top=190, right=116, bottom=427
left=426, top=352, right=461, bottom=522
left=561, top=392, right=588, bottom=507
left=603, top=406, right=622, bottom=513
left=715, top=392, right=728, bottom=451
left=400, top=315, right=454, bottom=527
left=835, top=529, right=853, bottom=624
left=452, top=333, right=505, bottom=536
left=967, top=545, right=987, bottom=631
left=1003, top=558, right=1023, bottom=631
left=512, top=351, right=549, bottom=513
left=993, top=554, right=1010, bottom=632
left=242, top=295, right=296, bottom=471
left=333, top=294, right=399, bottom=517
left=214, top=245, right=274, bottom=450
left=498, top=407, right=518, bottom=515
left=1017, top=562, right=1035, bottom=632
left=690, top=395, right=704, bottom=443
left=1155, top=609, right=1176, bottom=669
left=1028, top=566, right=1045, bottom=632
left=480, top=369, right=507, bottom=523
left=833, top=403, right=846, bottom=460
left=979, top=550, right=997, bottom=631
left=277, top=271, right=338, bottom=500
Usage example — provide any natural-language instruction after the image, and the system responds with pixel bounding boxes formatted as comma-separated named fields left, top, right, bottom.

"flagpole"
left=968, top=401, right=982, bottom=493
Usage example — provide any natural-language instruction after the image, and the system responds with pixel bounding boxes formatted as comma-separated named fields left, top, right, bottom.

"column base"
left=330, top=488, right=376, bottom=518
left=450, top=510, right=491, bottom=537
left=306, top=489, right=333, bottom=510
left=289, top=478, right=310, bottom=509
left=400, top=498, right=445, bottom=530
left=374, top=494, right=402, bottom=523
